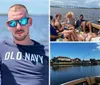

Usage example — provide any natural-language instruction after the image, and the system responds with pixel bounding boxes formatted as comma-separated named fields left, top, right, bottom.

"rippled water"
left=51, top=7, right=100, bottom=22
left=51, top=65, right=100, bottom=85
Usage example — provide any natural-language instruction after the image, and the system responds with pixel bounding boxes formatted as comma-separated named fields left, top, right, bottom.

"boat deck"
left=92, top=23, right=100, bottom=30
left=61, top=76, right=100, bottom=85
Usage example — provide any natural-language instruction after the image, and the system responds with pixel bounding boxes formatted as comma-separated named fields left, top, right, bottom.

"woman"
left=53, top=13, right=82, bottom=41
left=64, top=12, right=76, bottom=30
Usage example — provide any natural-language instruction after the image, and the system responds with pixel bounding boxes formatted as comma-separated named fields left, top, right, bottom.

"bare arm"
left=50, top=33, right=62, bottom=40
left=55, top=22, right=64, bottom=32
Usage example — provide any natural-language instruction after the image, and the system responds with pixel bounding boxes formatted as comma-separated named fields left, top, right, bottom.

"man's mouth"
left=16, top=30, right=24, bottom=34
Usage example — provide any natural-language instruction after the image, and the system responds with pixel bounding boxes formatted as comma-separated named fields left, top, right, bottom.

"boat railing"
left=61, top=76, right=100, bottom=85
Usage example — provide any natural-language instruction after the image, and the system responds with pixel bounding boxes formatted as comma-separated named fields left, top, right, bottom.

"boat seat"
left=56, top=37, right=64, bottom=41
left=95, top=77, right=100, bottom=83
left=91, top=37, right=100, bottom=41
left=89, top=77, right=96, bottom=85
left=85, top=77, right=91, bottom=85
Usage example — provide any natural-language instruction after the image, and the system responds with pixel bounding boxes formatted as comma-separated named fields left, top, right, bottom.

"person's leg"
left=63, top=30, right=78, bottom=41
left=62, top=30, right=73, bottom=41
left=66, top=30, right=78, bottom=41
left=68, top=26, right=75, bottom=30
left=86, top=21, right=92, bottom=33
left=85, top=33, right=97, bottom=41
left=81, top=21, right=86, bottom=33
left=92, top=33, right=97, bottom=38
left=68, top=26, right=79, bottom=40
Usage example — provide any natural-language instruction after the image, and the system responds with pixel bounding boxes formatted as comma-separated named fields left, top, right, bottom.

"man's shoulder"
left=0, top=40, right=6, bottom=45
left=76, top=19, right=80, bottom=22
left=31, top=39, right=49, bottom=57
left=0, top=39, right=14, bottom=47
left=32, top=39, right=49, bottom=54
left=82, top=19, right=86, bottom=22
left=32, top=39, right=44, bottom=48
left=0, top=40, right=8, bottom=53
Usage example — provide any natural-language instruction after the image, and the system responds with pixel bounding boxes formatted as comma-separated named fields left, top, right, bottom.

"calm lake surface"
left=50, top=65, right=100, bottom=85
left=51, top=7, right=100, bottom=22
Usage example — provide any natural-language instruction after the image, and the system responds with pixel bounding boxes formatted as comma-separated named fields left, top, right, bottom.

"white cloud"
left=92, top=43, right=100, bottom=52
left=96, top=43, right=100, bottom=46
left=96, top=43, right=100, bottom=50
left=51, top=0, right=64, bottom=5
left=51, top=0, right=100, bottom=8
left=98, top=3, right=100, bottom=7
left=92, top=49, right=96, bottom=52
left=85, top=0, right=97, bottom=3
left=96, top=46, right=100, bottom=50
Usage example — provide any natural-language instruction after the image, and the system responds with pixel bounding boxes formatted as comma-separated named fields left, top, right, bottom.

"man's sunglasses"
left=7, top=17, right=29, bottom=27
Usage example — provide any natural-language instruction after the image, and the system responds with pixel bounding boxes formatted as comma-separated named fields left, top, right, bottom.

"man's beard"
left=13, top=30, right=28, bottom=41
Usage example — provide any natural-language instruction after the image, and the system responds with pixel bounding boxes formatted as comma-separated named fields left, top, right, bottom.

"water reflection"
left=50, top=65, right=100, bottom=85
left=51, top=65, right=73, bottom=71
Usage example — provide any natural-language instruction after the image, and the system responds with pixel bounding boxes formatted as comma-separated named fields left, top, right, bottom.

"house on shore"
left=51, top=56, right=73, bottom=65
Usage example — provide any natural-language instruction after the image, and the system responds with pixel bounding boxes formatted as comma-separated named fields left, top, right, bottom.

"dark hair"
left=50, top=15, right=53, bottom=21
left=55, top=14, right=61, bottom=18
left=80, top=14, right=84, bottom=17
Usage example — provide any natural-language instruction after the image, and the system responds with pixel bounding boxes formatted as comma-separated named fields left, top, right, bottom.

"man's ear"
left=29, top=17, right=32, bottom=26
left=6, top=22, right=10, bottom=30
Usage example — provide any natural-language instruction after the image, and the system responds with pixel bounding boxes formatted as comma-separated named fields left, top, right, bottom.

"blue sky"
left=50, top=43, right=100, bottom=60
left=51, top=0, right=100, bottom=8
left=0, top=0, right=49, bottom=15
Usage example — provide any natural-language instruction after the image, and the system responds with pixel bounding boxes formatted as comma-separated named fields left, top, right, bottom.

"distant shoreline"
left=50, top=6, right=100, bottom=9
left=0, top=14, right=7, bottom=16
left=0, top=14, right=48, bottom=16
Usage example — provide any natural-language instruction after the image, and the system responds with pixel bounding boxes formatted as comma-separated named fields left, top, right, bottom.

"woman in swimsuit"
left=54, top=13, right=83, bottom=41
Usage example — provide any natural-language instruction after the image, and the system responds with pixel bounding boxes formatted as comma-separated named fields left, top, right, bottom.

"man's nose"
left=16, top=22, right=21, bottom=30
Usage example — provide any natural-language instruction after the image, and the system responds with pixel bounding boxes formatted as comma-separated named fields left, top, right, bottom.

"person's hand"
left=58, top=33, right=63, bottom=37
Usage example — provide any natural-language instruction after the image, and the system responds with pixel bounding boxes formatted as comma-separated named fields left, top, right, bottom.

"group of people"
left=50, top=12, right=97, bottom=41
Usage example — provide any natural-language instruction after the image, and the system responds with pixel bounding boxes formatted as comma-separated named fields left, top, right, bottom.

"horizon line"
left=50, top=5, right=100, bottom=9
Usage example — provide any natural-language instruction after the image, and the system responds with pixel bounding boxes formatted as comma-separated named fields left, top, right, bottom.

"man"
left=76, top=14, right=92, bottom=34
left=0, top=4, right=48, bottom=85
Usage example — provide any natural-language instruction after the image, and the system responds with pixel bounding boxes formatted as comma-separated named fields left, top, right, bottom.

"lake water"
left=51, top=7, right=100, bottom=22
left=0, top=15, right=49, bottom=46
left=50, top=65, right=100, bottom=85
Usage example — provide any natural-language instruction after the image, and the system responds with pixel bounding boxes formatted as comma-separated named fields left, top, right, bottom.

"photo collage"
left=0, top=0, right=100, bottom=85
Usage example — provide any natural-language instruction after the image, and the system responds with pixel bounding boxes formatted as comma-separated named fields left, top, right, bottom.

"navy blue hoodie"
left=0, top=39, right=48, bottom=85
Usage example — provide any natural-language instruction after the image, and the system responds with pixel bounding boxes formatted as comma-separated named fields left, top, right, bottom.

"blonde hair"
left=66, top=12, right=74, bottom=18
left=9, top=4, right=28, bottom=16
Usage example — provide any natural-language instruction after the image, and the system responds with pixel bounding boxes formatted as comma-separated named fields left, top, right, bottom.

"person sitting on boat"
left=50, top=15, right=72, bottom=41
left=64, top=12, right=76, bottom=30
left=63, top=12, right=85, bottom=41
left=53, top=13, right=82, bottom=41
left=76, top=14, right=93, bottom=34
left=76, top=14, right=97, bottom=41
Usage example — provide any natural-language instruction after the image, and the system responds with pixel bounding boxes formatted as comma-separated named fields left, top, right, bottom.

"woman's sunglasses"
left=7, top=17, right=29, bottom=27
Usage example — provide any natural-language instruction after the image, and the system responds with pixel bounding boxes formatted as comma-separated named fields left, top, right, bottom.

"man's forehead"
left=8, top=9, right=26, bottom=19
left=9, top=7, right=26, bottom=14
left=9, top=10, right=26, bottom=15
left=9, top=6, right=26, bottom=11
